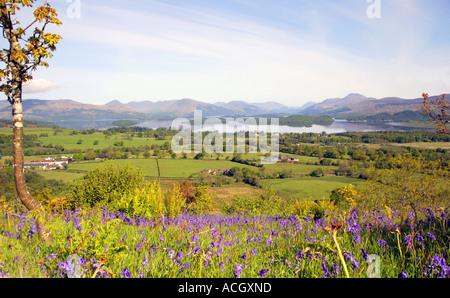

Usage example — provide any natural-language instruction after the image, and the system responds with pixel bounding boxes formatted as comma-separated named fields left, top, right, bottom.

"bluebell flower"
left=135, top=242, right=144, bottom=251
left=377, top=239, right=388, bottom=252
left=321, top=261, right=330, bottom=278
left=258, top=269, right=269, bottom=278
left=142, top=254, right=149, bottom=267
left=343, top=251, right=359, bottom=271
left=234, top=264, right=243, bottom=278
left=426, top=232, right=436, bottom=241
left=398, top=272, right=408, bottom=278
left=167, top=249, right=175, bottom=260
left=361, top=248, right=369, bottom=261
left=120, top=268, right=132, bottom=278
left=331, top=264, right=340, bottom=277
left=219, top=262, right=225, bottom=271
left=426, top=254, right=449, bottom=278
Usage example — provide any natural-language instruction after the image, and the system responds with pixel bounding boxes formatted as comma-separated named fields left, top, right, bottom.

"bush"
left=292, top=199, right=335, bottom=219
left=109, top=181, right=186, bottom=220
left=187, top=185, right=216, bottom=215
left=329, top=184, right=359, bottom=209
left=71, top=163, right=145, bottom=208
left=222, top=190, right=288, bottom=216
left=310, top=168, right=325, bottom=177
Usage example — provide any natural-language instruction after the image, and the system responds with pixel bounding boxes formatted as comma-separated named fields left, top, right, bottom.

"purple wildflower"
left=258, top=269, right=269, bottom=278
left=426, top=254, right=449, bottom=278
left=361, top=248, right=369, bottom=261
left=219, top=262, right=225, bottom=271
left=167, top=249, right=175, bottom=260
left=426, top=233, right=436, bottom=241
left=120, top=268, right=132, bottom=278
left=398, top=272, right=408, bottom=278
left=176, top=251, right=184, bottom=260
left=377, top=239, right=388, bottom=252
left=142, top=254, right=149, bottom=267
left=321, top=261, right=330, bottom=278
left=234, top=264, right=244, bottom=278
left=343, top=251, right=359, bottom=271
left=331, top=264, right=340, bottom=277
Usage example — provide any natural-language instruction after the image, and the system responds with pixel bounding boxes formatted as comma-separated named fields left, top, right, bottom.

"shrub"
left=71, top=163, right=145, bottom=208
left=223, top=190, right=288, bottom=216
left=329, top=184, right=359, bottom=209
left=292, top=199, right=335, bottom=219
left=106, top=181, right=187, bottom=220
left=186, top=185, right=216, bottom=215
left=310, top=168, right=325, bottom=177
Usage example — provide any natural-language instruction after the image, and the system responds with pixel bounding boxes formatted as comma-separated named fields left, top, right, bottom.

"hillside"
left=0, top=99, right=147, bottom=122
left=300, top=93, right=447, bottom=118
left=0, top=93, right=444, bottom=124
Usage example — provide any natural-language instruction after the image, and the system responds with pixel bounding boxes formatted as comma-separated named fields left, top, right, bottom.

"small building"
left=24, top=157, right=69, bottom=170
left=96, top=154, right=109, bottom=161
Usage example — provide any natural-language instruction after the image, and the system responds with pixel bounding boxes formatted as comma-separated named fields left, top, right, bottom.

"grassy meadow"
left=262, top=176, right=363, bottom=201
left=1, top=126, right=449, bottom=280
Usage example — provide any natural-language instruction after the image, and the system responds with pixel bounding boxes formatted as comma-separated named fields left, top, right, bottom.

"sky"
left=2, top=0, right=450, bottom=106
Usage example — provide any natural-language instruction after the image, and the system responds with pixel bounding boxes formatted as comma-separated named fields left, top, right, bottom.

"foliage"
left=0, top=167, right=70, bottom=201
left=278, top=115, right=334, bottom=127
left=360, top=155, right=449, bottom=210
left=329, top=184, right=360, bottom=209
left=310, top=168, right=325, bottom=177
left=112, top=120, right=139, bottom=127
left=108, top=181, right=186, bottom=220
left=291, top=199, right=335, bottom=219
left=0, top=0, right=62, bottom=101
left=71, top=162, right=145, bottom=207
left=1, top=199, right=448, bottom=278
left=186, top=185, right=216, bottom=215
left=222, top=190, right=289, bottom=216
left=422, top=93, right=449, bottom=134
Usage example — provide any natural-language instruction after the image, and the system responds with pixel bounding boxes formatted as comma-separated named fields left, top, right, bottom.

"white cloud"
left=43, top=1, right=450, bottom=105
left=23, top=78, right=60, bottom=94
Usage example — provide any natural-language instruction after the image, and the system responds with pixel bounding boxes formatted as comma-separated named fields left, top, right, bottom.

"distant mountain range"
left=299, top=93, right=448, bottom=118
left=0, top=93, right=446, bottom=124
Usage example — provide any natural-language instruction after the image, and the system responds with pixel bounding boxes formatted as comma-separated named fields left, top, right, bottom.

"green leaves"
left=0, top=0, right=62, bottom=98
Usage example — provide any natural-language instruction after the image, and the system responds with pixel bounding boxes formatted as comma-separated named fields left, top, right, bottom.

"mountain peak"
left=105, top=100, right=122, bottom=106
left=343, top=93, right=367, bottom=100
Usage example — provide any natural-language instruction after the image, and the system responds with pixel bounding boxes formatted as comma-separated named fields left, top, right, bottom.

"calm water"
left=54, top=118, right=431, bottom=133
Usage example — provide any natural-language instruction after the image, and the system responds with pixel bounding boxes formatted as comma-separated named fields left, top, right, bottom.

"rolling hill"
left=0, top=93, right=445, bottom=124
left=299, top=93, right=448, bottom=119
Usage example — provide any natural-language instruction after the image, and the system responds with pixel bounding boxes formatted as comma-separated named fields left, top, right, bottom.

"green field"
left=37, top=170, right=84, bottom=183
left=67, top=158, right=260, bottom=178
left=0, top=127, right=169, bottom=151
left=262, top=176, right=364, bottom=201
left=63, top=157, right=363, bottom=201
left=263, top=162, right=337, bottom=176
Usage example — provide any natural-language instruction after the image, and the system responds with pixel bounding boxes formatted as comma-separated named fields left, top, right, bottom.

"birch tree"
left=0, top=0, right=62, bottom=243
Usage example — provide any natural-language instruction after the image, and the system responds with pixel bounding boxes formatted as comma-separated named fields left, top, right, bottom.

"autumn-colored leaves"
left=422, top=93, right=449, bottom=134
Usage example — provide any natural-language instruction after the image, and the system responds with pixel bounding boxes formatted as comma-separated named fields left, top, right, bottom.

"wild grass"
left=1, top=197, right=448, bottom=278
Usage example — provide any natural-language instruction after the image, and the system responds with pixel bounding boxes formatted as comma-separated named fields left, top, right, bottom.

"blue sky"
left=6, top=0, right=450, bottom=106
